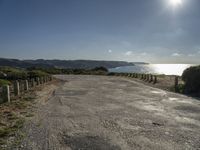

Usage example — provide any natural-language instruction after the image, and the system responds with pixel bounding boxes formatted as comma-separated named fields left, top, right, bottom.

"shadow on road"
left=63, top=134, right=121, bottom=150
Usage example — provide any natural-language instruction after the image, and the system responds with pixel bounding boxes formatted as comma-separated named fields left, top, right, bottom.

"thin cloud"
left=172, top=53, right=181, bottom=57
left=124, top=51, right=133, bottom=56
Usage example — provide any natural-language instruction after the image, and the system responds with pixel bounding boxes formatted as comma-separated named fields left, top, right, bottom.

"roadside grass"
left=0, top=91, right=37, bottom=149
left=0, top=79, right=11, bottom=86
left=117, top=73, right=185, bottom=93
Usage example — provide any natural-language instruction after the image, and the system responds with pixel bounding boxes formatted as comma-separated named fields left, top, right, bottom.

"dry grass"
left=125, top=74, right=184, bottom=92
left=0, top=92, right=36, bottom=149
left=0, top=81, right=55, bottom=149
left=0, top=79, right=58, bottom=149
left=155, top=75, right=184, bottom=91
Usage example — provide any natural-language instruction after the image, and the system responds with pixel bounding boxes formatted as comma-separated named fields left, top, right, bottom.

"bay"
left=109, top=64, right=198, bottom=76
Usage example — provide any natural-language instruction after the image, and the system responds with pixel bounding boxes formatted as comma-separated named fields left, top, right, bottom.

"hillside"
left=0, top=58, right=135, bottom=69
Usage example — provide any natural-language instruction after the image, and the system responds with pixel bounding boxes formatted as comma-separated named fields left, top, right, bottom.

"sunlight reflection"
left=151, top=64, right=192, bottom=75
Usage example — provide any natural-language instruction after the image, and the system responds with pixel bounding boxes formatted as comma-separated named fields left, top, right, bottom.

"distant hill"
left=0, top=58, right=136, bottom=69
left=132, top=62, right=149, bottom=65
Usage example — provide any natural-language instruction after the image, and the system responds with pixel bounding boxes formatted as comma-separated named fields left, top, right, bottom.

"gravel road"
left=20, top=75, right=200, bottom=150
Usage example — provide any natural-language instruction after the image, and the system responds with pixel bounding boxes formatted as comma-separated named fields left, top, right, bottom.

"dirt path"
left=19, top=75, right=200, bottom=150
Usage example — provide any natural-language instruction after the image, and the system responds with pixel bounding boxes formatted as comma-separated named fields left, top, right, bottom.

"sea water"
left=109, top=64, right=198, bottom=76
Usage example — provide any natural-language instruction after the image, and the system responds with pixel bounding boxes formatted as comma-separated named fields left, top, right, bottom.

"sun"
left=169, top=0, right=182, bottom=6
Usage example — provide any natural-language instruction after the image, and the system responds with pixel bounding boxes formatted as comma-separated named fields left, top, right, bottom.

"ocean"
left=109, top=64, right=198, bottom=76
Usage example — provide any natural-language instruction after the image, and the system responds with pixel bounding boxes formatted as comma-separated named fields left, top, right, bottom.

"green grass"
left=0, top=66, right=28, bottom=80
left=0, top=92, right=37, bottom=148
left=0, top=118, right=25, bottom=149
left=0, top=79, right=11, bottom=86
left=0, top=127, right=11, bottom=137
left=11, top=118, right=25, bottom=129
left=25, top=113, right=34, bottom=117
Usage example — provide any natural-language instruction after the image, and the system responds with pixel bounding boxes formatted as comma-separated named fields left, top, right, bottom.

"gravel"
left=19, top=75, right=200, bottom=150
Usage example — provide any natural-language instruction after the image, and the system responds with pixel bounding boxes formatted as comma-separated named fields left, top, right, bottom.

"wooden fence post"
left=132, top=73, right=135, bottom=78
left=31, top=79, right=36, bottom=87
left=40, top=77, right=43, bottom=84
left=43, top=77, right=46, bottom=83
left=135, top=73, right=137, bottom=78
left=24, top=80, right=29, bottom=91
left=14, top=81, right=20, bottom=96
left=146, top=74, right=149, bottom=82
left=149, top=75, right=153, bottom=82
left=134, top=73, right=136, bottom=78
left=50, top=76, right=52, bottom=81
left=36, top=77, right=40, bottom=85
left=153, top=75, right=157, bottom=84
left=175, top=76, right=179, bottom=92
left=143, top=74, right=146, bottom=80
left=141, top=74, right=143, bottom=80
left=2, top=85, right=10, bottom=103
left=138, top=74, right=140, bottom=79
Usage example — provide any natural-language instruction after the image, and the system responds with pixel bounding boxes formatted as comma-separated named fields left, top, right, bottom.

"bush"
left=0, top=67, right=28, bottom=80
left=92, top=67, right=108, bottom=72
left=0, top=79, right=11, bottom=86
left=107, top=72, right=117, bottom=76
left=182, top=65, right=200, bottom=93
left=28, top=70, right=49, bottom=78
left=27, top=67, right=62, bottom=74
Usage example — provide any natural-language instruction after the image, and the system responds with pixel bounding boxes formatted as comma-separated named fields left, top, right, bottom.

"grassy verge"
left=0, top=79, right=11, bottom=86
left=0, top=90, right=37, bottom=149
left=154, top=75, right=183, bottom=92
left=114, top=73, right=184, bottom=93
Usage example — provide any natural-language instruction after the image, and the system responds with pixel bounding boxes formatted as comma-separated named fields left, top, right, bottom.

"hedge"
left=182, top=65, right=200, bottom=93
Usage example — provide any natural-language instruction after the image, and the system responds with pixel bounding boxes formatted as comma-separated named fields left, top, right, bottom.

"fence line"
left=0, top=76, right=53, bottom=104
left=110, top=72, right=179, bottom=92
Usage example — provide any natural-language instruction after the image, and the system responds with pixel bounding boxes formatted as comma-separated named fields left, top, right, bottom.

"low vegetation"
left=0, top=66, right=52, bottom=148
left=182, top=65, right=200, bottom=95
left=0, top=91, right=37, bottom=149
left=0, top=67, right=27, bottom=80
left=0, top=66, right=108, bottom=83
left=0, top=66, right=50, bottom=82
left=27, top=66, right=109, bottom=75
left=28, top=70, right=49, bottom=78
left=0, top=79, right=11, bottom=86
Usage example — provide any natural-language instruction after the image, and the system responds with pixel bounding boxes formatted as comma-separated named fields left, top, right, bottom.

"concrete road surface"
left=21, top=75, right=200, bottom=150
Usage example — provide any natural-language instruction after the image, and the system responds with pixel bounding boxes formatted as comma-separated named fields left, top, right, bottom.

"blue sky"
left=0, top=0, right=200, bottom=63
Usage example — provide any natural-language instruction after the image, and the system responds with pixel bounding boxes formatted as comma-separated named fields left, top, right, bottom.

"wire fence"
left=0, top=76, right=52, bottom=104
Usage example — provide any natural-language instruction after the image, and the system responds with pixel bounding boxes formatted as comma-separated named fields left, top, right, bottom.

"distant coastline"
left=0, top=58, right=139, bottom=69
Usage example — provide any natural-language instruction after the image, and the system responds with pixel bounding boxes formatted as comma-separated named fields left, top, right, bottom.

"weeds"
left=0, top=92, right=36, bottom=149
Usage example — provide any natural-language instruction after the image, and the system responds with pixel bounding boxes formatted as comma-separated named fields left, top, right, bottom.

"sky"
left=0, top=0, right=200, bottom=63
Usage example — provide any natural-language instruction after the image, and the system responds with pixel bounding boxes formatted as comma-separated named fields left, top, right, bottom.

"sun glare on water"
left=152, top=64, right=191, bottom=75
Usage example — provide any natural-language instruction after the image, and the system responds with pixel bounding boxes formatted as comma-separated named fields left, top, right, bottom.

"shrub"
left=92, top=67, right=108, bottom=72
left=107, top=72, right=117, bottom=76
left=0, top=79, right=11, bottom=86
left=28, top=70, right=49, bottom=78
left=182, top=65, right=200, bottom=93
left=0, top=67, right=28, bottom=80
left=27, top=67, right=62, bottom=74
